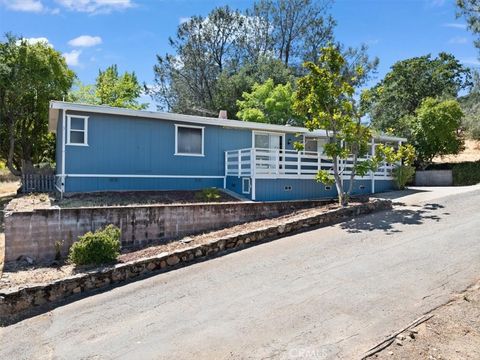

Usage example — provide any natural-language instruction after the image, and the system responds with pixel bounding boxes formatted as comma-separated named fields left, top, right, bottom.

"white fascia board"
left=374, top=134, right=408, bottom=142
left=50, top=101, right=308, bottom=134
left=49, top=101, right=407, bottom=142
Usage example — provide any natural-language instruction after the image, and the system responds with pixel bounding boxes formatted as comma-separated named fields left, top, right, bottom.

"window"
left=175, top=125, right=204, bottom=156
left=242, top=178, right=251, bottom=194
left=304, top=137, right=329, bottom=153
left=304, top=138, right=318, bottom=152
left=67, top=115, right=88, bottom=146
left=254, top=132, right=283, bottom=149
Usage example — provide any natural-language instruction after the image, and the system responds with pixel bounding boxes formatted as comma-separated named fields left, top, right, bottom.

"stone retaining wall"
left=0, top=199, right=392, bottom=324
left=4, top=200, right=330, bottom=263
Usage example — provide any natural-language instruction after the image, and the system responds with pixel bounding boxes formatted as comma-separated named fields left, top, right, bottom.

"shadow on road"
left=340, top=202, right=448, bottom=235
left=373, top=188, right=429, bottom=200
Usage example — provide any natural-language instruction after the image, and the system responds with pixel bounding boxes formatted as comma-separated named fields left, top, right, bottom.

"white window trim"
left=174, top=124, right=205, bottom=157
left=66, top=115, right=89, bottom=146
left=252, top=130, right=286, bottom=149
left=242, top=177, right=251, bottom=194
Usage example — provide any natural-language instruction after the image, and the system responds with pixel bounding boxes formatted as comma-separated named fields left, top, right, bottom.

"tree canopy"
left=0, top=34, right=75, bottom=175
left=406, top=98, right=464, bottom=169
left=459, top=70, right=480, bottom=139
left=369, top=53, right=471, bottom=135
left=236, top=79, right=303, bottom=125
left=70, top=65, right=146, bottom=110
left=148, top=2, right=335, bottom=117
left=456, top=0, right=480, bottom=52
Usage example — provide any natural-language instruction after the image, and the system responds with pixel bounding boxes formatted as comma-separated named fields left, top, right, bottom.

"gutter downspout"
left=60, top=109, right=66, bottom=198
left=251, top=148, right=256, bottom=201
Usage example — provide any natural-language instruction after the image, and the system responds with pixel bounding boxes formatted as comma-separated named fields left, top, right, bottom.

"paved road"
left=1, top=186, right=479, bottom=360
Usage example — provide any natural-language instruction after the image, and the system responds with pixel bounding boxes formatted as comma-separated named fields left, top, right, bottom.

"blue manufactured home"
left=49, top=101, right=406, bottom=201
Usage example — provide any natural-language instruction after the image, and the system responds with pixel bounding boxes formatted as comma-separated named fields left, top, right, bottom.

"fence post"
left=237, top=149, right=241, bottom=178
left=297, top=152, right=301, bottom=175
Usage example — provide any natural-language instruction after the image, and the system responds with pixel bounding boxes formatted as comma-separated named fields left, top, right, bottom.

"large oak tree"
left=0, top=34, right=75, bottom=175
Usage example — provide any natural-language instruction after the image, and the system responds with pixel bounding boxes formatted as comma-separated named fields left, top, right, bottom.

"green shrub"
left=392, top=165, right=416, bottom=190
left=195, top=188, right=221, bottom=202
left=452, top=160, right=480, bottom=186
left=68, top=225, right=121, bottom=266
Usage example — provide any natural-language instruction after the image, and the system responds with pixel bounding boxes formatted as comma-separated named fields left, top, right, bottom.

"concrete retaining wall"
left=415, top=170, right=453, bottom=186
left=3, top=200, right=330, bottom=263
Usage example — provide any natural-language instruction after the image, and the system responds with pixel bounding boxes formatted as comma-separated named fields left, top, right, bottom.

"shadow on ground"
left=373, top=188, right=429, bottom=200
left=340, top=202, right=448, bottom=235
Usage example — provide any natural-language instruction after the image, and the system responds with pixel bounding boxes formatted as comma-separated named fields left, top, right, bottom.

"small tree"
left=407, top=98, right=464, bottom=169
left=293, top=46, right=413, bottom=206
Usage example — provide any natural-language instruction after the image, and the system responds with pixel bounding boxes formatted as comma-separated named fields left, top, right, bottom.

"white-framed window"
left=253, top=131, right=284, bottom=150
left=242, top=177, right=251, bottom=194
left=67, top=115, right=88, bottom=146
left=304, top=138, right=318, bottom=152
left=175, top=124, right=205, bottom=156
left=303, top=136, right=329, bottom=154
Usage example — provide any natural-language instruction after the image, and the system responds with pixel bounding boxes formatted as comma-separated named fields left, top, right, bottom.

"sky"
left=0, top=0, right=478, bottom=110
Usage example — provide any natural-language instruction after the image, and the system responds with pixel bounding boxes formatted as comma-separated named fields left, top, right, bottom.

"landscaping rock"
left=166, top=255, right=180, bottom=266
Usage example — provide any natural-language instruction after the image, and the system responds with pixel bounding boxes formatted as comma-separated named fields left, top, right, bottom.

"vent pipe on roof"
left=218, top=110, right=228, bottom=119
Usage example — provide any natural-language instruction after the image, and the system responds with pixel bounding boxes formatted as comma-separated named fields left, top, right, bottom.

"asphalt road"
left=1, top=186, right=479, bottom=360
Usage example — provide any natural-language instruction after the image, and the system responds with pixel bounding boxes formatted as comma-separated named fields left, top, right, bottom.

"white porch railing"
left=225, top=148, right=395, bottom=180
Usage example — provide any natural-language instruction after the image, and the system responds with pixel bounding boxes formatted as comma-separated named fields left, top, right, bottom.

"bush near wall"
left=427, top=161, right=480, bottom=186
left=69, top=225, right=121, bottom=266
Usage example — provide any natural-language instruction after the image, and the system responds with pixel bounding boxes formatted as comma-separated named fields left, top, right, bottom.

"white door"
left=254, top=132, right=283, bottom=172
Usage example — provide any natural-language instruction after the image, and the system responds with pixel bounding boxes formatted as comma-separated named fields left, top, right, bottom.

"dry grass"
left=434, top=139, right=480, bottom=164
left=0, top=181, right=19, bottom=197
left=373, top=280, right=480, bottom=359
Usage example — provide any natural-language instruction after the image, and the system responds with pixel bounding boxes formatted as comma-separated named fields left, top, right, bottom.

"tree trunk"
left=347, top=153, right=358, bottom=196
left=332, top=155, right=347, bottom=206
left=6, top=115, right=21, bottom=176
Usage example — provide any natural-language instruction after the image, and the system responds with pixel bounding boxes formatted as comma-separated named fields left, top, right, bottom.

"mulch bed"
left=4, top=189, right=239, bottom=212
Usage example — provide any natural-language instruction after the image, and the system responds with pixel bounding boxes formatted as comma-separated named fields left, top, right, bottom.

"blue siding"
left=64, top=112, right=252, bottom=176
left=62, top=112, right=252, bottom=192
left=285, top=133, right=302, bottom=150
left=225, top=176, right=253, bottom=200
left=344, top=179, right=373, bottom=195
left=255, top=178, right=337, bottom=201
left=374, top=179, right=395, bottom=193
left=255, top=178, right=389, bottom=201
left=66, top=177, right=223, bottom=192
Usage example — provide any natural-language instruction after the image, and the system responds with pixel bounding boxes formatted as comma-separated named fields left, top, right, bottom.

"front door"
left=254, top=132, right=284, bottom=172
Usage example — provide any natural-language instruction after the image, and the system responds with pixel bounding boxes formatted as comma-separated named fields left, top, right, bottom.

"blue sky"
left=0, top=0, right=478, bottom=109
